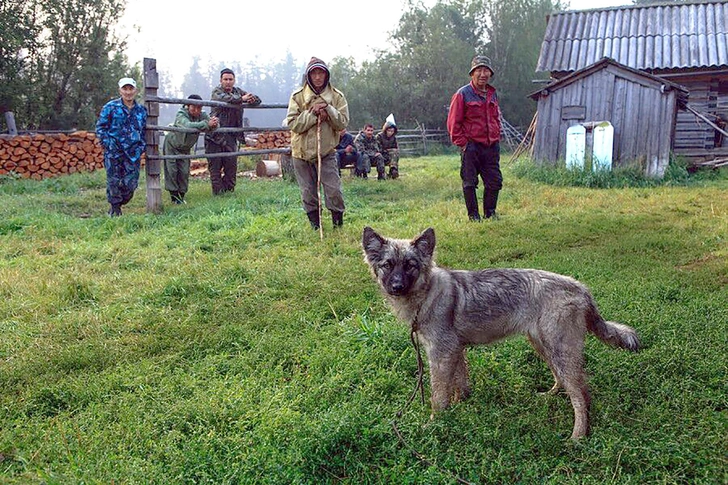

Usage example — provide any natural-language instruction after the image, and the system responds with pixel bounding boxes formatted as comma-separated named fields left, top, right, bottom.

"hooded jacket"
left=286, top=57, right=349, bottom=162
left=376, top=120, right=398, bottom=151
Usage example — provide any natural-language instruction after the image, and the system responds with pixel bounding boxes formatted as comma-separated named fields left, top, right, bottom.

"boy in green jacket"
left=163, top=95, right=219, bottom=204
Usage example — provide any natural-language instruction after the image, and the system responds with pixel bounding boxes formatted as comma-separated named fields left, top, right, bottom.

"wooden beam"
left=3, top=112, right=18, bottom=135
left=143, top=58, right=162, bottom=213
left=145, top=95, right=287, bottom=110
left=146, top=147, right=291, bottom=161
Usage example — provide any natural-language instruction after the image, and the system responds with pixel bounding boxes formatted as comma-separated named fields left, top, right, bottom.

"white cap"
left=118, top=77, right=137, bottom=88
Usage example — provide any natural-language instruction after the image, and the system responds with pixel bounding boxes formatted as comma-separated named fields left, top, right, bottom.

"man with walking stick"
left=285, top=57, right=349, bottom=232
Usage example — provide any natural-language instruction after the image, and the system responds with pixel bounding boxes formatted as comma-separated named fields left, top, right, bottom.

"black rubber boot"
left=484, top=189, right=500, bottom=219
left=331, top=211, right=343, bottom=228
left=306, top=210, right=321, bottom=230
left=463, top=187, right=481, bottom=221
left=389, top=168, right=399, bottom=179
left=108, top=204, right=122, bottom=217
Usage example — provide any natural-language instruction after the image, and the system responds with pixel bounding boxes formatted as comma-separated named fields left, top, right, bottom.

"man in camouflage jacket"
left=376, top=119, right=399, bottom=179
left=96, top=77, right=148, bottom=216
left=354, top=124, right=385, bottom=180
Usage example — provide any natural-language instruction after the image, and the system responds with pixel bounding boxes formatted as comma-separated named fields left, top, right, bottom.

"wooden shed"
left=529, top=57, right=688, bottom=177
left=535, top=1, right=728, bottom=171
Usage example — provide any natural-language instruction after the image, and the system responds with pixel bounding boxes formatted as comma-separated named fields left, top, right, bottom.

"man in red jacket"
left=447, top=55, right=503, bottom=221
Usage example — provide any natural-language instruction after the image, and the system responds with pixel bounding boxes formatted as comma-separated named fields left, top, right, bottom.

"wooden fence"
left=142, top=58, right=291, bottom=212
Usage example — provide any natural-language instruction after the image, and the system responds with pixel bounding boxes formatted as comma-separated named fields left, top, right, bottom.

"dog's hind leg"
left=530, top=324, right=591, bottom=439
left=550, top=350, right=591, bottom=439
left=528, top=335, right=562, bottom=395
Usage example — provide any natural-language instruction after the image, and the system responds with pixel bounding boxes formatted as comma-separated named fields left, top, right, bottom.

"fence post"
left=421, top=123, right=428, bottom=155
left=143, top=57, right=162, bottom=213
left=4, top=112, right=18, bottom=135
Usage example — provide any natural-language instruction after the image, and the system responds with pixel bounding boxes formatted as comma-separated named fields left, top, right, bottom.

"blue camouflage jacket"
left=96, top=98, right=148, bottom=162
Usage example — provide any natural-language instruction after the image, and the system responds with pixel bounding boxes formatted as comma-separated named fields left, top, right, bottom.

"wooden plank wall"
left=671, top=74, right=728, bottom=160
left=533, top=66, right=678, bottom=176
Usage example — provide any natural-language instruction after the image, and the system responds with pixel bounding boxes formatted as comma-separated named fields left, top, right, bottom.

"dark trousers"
left=205, top=140, right=237, bottom=195
left=336, top=151, right=359, bottom=169
left=460, top=141, right=502, bottom=218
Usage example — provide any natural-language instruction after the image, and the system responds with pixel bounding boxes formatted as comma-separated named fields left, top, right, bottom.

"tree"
left=2, top=0, right=135, bottom=130
left=0, top=1, right=40, bottom=122
left=341, top=0, right=480, bottom=130
left=478, top=0, right=563, bottom=128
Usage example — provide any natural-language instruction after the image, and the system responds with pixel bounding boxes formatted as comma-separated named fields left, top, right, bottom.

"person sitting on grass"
left=335, top=129, right=359, bottom=173
left=376, top=116, right=399, bottom=179
left=354, top=124, right=385, bottom=180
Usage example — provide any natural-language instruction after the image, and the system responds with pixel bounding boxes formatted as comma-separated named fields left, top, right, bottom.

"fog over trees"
left=2, top=0, right=568, bottom=133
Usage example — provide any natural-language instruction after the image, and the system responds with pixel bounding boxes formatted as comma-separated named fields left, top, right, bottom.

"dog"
left=362, top=226, right=639, bottom=439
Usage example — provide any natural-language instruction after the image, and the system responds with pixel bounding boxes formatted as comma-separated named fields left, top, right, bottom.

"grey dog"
left=362, top=226, right=639, bottom=439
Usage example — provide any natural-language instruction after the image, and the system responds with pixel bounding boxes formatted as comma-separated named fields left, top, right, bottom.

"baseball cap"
left=118, top=77, right=137, bottom=88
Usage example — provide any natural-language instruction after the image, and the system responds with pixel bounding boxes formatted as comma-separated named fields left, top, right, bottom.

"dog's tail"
left=587, top=305, right=640, bottom=352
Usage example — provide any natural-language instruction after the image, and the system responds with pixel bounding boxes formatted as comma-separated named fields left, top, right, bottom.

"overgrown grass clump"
left=0, top=156, right=725, bottom=483
left=512, top=155, right=727, bottom=188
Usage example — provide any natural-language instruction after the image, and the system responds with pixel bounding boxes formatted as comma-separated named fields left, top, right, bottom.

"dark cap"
left=469, top=55, right=494, bottom=76
left=187, top=94, right=202, bottom=100
left=220, top=68, right=235, bottom=78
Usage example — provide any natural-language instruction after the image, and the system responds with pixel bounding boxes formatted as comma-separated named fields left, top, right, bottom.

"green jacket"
left=286, top=83, right=349, bottom=162
left=164, top=106, right=215, bottom=154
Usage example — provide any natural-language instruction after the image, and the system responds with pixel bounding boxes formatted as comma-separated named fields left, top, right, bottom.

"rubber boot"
left=389, top=167, right=399, bottom=179
left=306, top=210, right=321, bottom=230
left=463, top=187, right=481, bottom=221
left=331, top=210, right=344, bottom=228
left=484, top=189, right=500, bottom=219
left=108, top=204, right=122, bottom=217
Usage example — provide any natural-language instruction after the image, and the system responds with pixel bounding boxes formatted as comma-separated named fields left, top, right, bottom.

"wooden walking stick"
left=316, top=117, right=324, bottom=240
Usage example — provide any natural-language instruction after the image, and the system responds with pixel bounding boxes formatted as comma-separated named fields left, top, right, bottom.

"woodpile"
left=0, top=131, right=105, bottom=180
left=254, top=130, right=291, bottom=149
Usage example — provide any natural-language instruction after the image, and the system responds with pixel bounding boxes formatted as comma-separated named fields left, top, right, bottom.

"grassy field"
left=0, top=156, right=726, bottom=484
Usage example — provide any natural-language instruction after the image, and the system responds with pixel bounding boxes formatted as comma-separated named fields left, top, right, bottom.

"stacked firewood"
left=0, top=131, right=105, bottom=179
left=254, top=130, right=291, bottom=149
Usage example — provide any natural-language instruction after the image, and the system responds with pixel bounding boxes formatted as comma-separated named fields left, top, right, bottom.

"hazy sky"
left=119, top=0, right=631, bottom=85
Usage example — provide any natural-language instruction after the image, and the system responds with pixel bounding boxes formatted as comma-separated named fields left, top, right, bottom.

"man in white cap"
left=95, top=77, right=148, bottom=216
left=447, top=55, right=503, bottom=221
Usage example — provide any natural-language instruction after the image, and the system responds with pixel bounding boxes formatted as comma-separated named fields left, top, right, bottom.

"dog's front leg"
left=427, top=348, right=459, bottom=413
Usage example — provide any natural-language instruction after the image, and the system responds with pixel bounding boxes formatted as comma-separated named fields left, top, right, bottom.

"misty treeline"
left=1, top=0, right=134, bottom=130
left=2, top=0, right=576, bottom=133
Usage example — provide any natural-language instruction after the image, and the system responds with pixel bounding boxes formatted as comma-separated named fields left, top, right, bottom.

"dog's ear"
left=362, top=226, right=387, bottom=262
left=412, top=227, right=435, bottom=259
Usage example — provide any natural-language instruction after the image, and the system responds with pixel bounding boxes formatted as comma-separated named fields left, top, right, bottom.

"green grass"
left=0, top=157, right=726, bottom=484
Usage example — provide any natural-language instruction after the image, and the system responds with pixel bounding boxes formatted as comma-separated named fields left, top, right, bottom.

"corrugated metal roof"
left=536, top=1, right=728, bottom=73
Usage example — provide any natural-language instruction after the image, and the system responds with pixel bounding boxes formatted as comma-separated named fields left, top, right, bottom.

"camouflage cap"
left=469, top=55, right=494, bottom=76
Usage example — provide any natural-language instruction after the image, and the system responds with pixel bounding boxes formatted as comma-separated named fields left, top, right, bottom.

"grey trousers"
left=293, top=153, right=345, bottom=213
